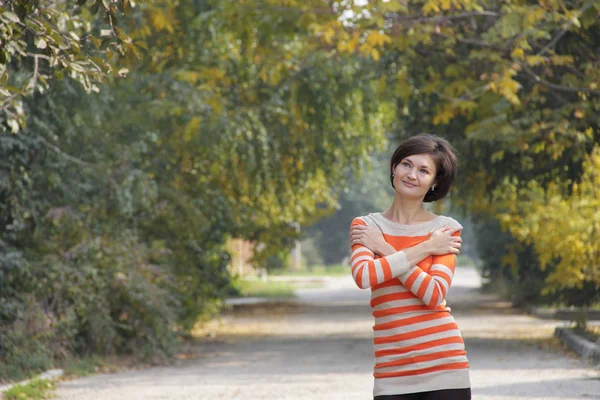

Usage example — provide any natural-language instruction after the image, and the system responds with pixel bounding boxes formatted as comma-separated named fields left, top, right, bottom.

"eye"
left=402, top=161, right=410, bottom=167
left=420, top=169, right=429, bottom=174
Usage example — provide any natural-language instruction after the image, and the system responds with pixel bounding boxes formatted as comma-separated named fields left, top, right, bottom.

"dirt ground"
left=55, top=268, right=600, bottom=400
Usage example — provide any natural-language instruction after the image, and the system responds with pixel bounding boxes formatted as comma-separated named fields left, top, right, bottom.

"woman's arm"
left=375, top=240, right=434, bottom=265
left=349, top=217, right=461, bottom=291
left=396, top=232, right=460, bottom=309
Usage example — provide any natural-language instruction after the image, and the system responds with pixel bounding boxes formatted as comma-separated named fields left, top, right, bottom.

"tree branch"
left=537, top=0, right=596, bottom=56
left=521, top=63, right=600, bottom=96
left=389, top=11, right=499, bottom=24
left=27, top=55, right=40, bottom=92
left=432, top=32, right=506, bottom=52
left=26, top=52, right=51, bottom=60
left=38, top=136, right=94, bottom=167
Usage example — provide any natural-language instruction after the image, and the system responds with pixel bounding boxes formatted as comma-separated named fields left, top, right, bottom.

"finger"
left=352, top=238, right=365, bottom=246
left=350, top=227, right=363, bottom=235
left=447, top=227, right=461, bottom=235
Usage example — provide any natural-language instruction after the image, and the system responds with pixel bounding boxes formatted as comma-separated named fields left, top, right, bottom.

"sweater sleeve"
left=397, top=229, right=461, bottom=309
left=349, top=217, right=411, bottom=289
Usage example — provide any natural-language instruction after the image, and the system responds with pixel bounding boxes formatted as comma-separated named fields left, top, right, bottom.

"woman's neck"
left=382, top=196, right=434, bottom=224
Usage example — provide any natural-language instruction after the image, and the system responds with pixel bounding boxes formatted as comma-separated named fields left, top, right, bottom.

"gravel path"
left=55, top=267, right=600, bottom=400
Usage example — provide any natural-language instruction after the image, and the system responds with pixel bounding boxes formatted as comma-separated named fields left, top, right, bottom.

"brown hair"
left=389, top=134, right=458, bottom=202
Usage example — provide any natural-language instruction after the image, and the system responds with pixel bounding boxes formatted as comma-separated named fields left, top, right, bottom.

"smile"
left=402, top=181, right=417, bottom=188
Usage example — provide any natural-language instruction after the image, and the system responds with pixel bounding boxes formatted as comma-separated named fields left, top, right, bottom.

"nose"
left=407, top=168, right=417, bottom=179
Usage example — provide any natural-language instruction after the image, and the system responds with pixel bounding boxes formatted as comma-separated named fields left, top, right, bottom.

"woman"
left=349, top=134, right=471, bottom=400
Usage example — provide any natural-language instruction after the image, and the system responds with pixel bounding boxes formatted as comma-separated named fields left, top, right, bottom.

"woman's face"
left=392, top=153, right=437, bottom=199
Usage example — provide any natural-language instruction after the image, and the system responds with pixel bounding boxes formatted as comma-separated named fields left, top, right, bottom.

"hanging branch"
left=521, top=63, right=600, bottom=96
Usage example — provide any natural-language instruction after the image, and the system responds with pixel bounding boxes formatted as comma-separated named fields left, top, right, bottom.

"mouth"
left=402, top=181, right=417, bottom=188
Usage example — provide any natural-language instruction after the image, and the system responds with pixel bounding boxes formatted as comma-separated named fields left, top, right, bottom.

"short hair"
left=389, top=134, right=458, bottom=202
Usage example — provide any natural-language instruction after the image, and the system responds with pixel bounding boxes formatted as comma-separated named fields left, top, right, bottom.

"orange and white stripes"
left=350, top=213, right=470, bottom=397
left=351, top=243, right=410, bottom=289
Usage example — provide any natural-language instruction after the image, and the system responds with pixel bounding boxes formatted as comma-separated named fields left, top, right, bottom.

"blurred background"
left=1, top=0, right=599, bottom=389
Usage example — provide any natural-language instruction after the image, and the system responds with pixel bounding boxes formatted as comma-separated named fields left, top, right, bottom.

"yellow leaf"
left=371, top=48, right=380, bottom=61
left=366, top=31, right=392, bottom=47
left=259, top=66, right=268, bottom=83
left=184, top=116, right=201, bottom=143
left=323, top=26, right=336, bottom=45
left=585, top=128, right=593, bottom=139
left=510, top=48, right=524, bottom=60
left=550, top=55, right=574, bottom=66
left=422, top=0, right=440, bottom=15
left=147, top=9, right=175, bottom=33
left=526, top=55, right=546, bottom=66
left=433, top=104, right=457, bottom=125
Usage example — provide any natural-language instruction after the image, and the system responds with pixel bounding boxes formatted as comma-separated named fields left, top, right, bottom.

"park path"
left=55, top=267, right=600, bottom=400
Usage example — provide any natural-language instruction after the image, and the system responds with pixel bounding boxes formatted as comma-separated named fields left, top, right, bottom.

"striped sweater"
left=350, top=212, right=470, bottom=397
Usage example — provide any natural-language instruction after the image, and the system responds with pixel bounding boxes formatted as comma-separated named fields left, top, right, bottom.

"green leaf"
left=91, top=1, right=101, bottom=14
left=7, top=118, right=20, bottom=133
left=35, top=38, right=48, bottom=49
left=381, top=1, right=405, bottom=12
left=2, top=11, right=20, bottom=23
left=3, top=85, right=23, bottom=94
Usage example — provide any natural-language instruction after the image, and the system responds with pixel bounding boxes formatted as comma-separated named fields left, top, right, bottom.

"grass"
left=2, top=378, right=56, bottom=400
left=234, top=278, right=296, bottom=298
left=59, top=356, right=103, bottom=378
left=269, top=264, right=348, bottom=277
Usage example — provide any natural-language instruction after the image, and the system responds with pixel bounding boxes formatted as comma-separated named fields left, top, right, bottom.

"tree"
left=495, top=146, right=600, bottom=306
left=1, top=0, right=394, bottom=377
left=335, top=0, right=600, bottom=305
left=0, top=0, right=145, bottom=133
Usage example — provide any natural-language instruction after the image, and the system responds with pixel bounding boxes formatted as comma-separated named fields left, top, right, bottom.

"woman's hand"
left=349, top=225, right=388, bottom=254
left=426, top=225, right=462, bottom=256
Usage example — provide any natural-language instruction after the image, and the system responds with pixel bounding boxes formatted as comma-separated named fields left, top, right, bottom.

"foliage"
left=474, top=216, right=552, bottom=305
left=0, top=0, right=389, bottom=379
left=341, top=0, right=600, bottom=306
left=0, top=0, right=146, bottom=133
left=2, top=378, right=56, bottom=400
left=495, top=147, right=600, bottom=306
left=2, top=0, right=599, bottom=380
